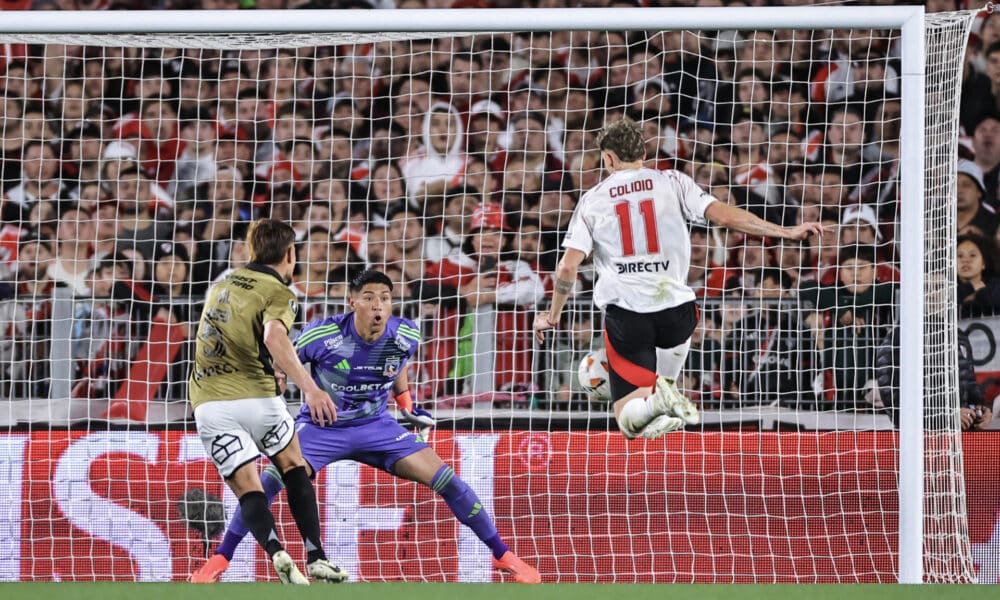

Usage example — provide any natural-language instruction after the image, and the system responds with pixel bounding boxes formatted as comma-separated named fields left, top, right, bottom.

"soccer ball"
left=578, top=349, right=611, bottom=402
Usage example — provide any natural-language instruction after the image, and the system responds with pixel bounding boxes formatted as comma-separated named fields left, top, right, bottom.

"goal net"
left=0, top=6, right=977, bottom=584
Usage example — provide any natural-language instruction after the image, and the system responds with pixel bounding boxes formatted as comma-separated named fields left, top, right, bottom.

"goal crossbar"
left=0, top=7, right=925, bottom=35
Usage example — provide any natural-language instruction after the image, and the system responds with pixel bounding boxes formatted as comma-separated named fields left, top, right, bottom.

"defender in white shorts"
left=188, top=219, right=344, bottom=585
left=193, top=396, right=295, bottom=478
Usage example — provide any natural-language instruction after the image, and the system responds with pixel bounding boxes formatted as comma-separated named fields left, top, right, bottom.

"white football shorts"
left=193, top=395, right=296, bottom=478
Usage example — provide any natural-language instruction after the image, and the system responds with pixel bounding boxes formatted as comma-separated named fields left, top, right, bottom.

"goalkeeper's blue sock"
left=217, top=465, right=286, bottom=561
left=430, top=465, right=509, bottom=560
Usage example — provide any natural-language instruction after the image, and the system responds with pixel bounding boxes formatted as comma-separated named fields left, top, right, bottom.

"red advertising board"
left=0, top=430, right=997, bottom=583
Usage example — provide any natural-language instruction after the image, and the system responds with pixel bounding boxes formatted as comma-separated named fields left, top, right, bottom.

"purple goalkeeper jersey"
left=293, top=312, right=420, bottom=424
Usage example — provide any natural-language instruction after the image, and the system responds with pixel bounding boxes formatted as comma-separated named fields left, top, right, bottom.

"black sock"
left=282, top=466, right=327, bottom=563
left=238, top=491, right=283, bottom=558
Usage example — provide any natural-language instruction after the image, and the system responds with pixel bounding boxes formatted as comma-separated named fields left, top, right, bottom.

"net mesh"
left=922, top=9, right=977, bottom=584
left=0, top=9, right=976, bottom=583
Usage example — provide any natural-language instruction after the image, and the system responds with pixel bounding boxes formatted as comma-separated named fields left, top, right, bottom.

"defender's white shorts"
left=193, top=396, right=295, bottom=478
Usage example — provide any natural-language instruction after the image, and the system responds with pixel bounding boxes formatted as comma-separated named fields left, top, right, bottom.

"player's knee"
left=263, top=464, right=288, bottom=489
left=430, top=466, right=471, bottom=500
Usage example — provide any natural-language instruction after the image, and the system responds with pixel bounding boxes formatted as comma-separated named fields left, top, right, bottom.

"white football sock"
left=656, top=339, right=692, bottom=381
left=617, top=395, right=657, bottom=436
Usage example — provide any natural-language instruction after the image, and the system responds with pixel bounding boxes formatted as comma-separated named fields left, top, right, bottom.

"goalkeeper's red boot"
left=492, top=551, right=541, bottom=584
left=190, top=554, right=229, bottom=583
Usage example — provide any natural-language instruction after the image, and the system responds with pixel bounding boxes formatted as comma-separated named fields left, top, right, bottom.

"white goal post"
left=0, top=5, right=976, bottom=584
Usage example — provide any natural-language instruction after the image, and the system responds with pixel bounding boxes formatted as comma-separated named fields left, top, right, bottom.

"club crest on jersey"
left=383, top=356, right=401, bottom=377
left=289, top=299, right=298, bottom=315
left=394, top=334, right=412, bottom=352
left=323, top=335, right=344, bottom=350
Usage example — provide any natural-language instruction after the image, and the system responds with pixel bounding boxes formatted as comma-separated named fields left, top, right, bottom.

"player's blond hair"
left=596, top=117, right=645, bottom=162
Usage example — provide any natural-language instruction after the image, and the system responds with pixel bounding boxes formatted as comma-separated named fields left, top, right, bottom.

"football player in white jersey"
left=533, top=118, right=827, bottom=439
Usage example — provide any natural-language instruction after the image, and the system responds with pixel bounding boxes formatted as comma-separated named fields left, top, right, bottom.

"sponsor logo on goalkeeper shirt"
left=329, top=381, right=393, bottom=392
left=615, top=260, right=670, bottom=274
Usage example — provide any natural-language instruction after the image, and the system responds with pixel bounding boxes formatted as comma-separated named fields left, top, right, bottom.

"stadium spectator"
left=956, top=158, right=998, bottom=238
left=64, top=123, right=106, bottom=188
left=290, top=225, right=336, bottom=322
left=171, top=116, right=218, bottom=200
left=686, top=226, right=718, bottom=297
left=423, top=202, right=545, bottom=394
left=466, top=99, right=506, bottom=163
left=962, top=42, right=1000, bottom=136
left=875, top=326, right=993, bottom=431
left=112, top=166, right=173, bottom=261
left=802, top=245, right=895, bottom=408
left=383, top=206, right=431, bottom=284
left=423, top=185, right=479, bottom=263
left=839, top=203, right=881, bottom=247
left=820, top=104, right=869, bottom=200
left=971, top=114, right=1000, bottom=210
left=210, top=237, right=250, bottom=286
left=957, top=233, right=1000, bottom=317
left=401, top=102, right=468, bottom=201
left=15, top=235, right=55, bottom=299
left=720, top=267, right=809, bottom=407
left=47, top=206, right=95, bottom=295
left=726, top=115, right=779, bottom=223
left=359, top=160, right=406, bottom=226
left=150, top=240, right=192, bottom=323
left=71, top=254, right=154, bottom=399
left=3, top=140, right=65, bottom=221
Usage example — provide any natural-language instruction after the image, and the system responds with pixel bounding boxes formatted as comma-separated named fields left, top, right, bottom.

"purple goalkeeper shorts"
left=294, top=412, right=429, bottom=475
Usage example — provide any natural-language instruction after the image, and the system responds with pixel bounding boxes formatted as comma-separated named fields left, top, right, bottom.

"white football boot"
left=652, top=376, right=700, bottom=426
left=637, top=414, right=685, bottom=439
left=272, top=550, right=310, bottom=585
left=307, top=559, right=348, bottom=583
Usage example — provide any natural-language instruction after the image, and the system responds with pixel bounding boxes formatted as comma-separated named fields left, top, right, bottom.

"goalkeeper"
left=192, top=269, right=540, bottom=584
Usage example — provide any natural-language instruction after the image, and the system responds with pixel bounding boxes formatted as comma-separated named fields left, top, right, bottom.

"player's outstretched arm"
left=263, top=319, right=337, bottom=426
left=534, top=248, right=587, bottom=343
left=704, top=200, right=828, bottom=240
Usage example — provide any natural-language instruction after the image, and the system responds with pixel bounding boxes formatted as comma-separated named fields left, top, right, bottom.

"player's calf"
left=237, top=490, right=283, bottom=557
left=281, top=465, right=328, bottom=564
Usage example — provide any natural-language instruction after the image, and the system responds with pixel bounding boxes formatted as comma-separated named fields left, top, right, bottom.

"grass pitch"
left=2, top=583, right=995, bottom=600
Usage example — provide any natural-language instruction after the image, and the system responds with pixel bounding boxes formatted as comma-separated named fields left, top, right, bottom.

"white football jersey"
left=562, top=167, right=716, bottom=313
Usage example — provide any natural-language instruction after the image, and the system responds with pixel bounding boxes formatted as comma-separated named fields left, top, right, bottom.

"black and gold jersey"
left=189, top=263, right=297, bottom=409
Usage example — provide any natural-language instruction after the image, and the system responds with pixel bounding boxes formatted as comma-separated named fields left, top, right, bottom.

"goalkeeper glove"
left=396, top=389, right=435, bottom=442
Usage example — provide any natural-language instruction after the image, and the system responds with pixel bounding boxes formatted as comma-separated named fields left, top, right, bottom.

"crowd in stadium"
left=0, top=0, right=993, bottom=427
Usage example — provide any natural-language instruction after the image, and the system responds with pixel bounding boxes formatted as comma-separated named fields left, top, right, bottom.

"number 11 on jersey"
left=614, top=198, right=660, bottom=257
